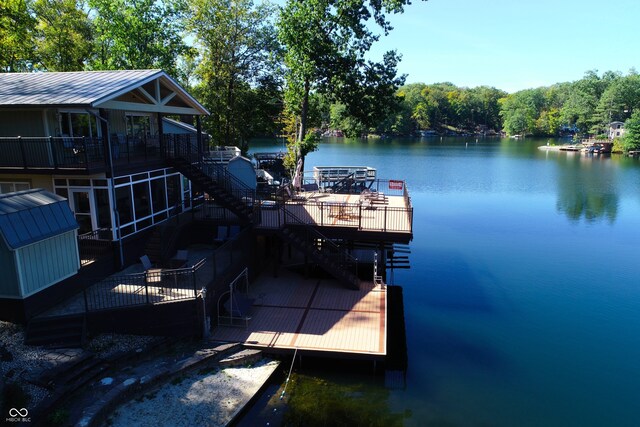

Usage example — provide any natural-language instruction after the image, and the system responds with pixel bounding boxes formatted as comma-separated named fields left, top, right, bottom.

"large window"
left=126, top=114, right=152, bottom=139
left=113, top=168, right=189, bottom=237
left=115, top=186, right=134, bottom=225
left=59, top=111, right=98, bottom=137
left=151, top=178, right=167, bottom=212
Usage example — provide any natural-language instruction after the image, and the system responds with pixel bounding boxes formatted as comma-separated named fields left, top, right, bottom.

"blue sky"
left=366, top=0, right=640, bottom=93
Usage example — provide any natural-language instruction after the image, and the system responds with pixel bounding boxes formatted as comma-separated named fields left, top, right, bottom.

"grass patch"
left=282, top=374, right=405, bottom=427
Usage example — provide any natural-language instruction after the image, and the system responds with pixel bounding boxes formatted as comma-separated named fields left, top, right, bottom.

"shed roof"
left=0, top=189, right=78, bottom=250
left=0, top=69, right=209, bottom=115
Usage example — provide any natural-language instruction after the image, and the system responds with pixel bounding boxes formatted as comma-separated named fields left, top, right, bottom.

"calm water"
left=251, top=137, right=640, bottom=427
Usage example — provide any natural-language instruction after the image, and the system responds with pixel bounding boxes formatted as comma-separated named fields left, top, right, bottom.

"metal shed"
left=0, top=189, right=80, bottom=299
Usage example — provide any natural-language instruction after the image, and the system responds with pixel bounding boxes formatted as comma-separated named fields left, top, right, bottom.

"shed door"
left=69, top=189, right=95, bottom=235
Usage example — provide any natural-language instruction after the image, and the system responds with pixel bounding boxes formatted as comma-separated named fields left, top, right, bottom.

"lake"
left=250, top=137, right=640, bottom=427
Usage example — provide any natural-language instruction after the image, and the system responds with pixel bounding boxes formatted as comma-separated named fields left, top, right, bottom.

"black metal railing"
left=258, top=200, right=412, bottom=234
left=280, top=203, right=359, bottom=276
left=83, top=259, right=205, bottom=312
left=163, top=137, right=258, bottom=222
left=78, top=228, right=113, bottom=266
left=0, top=134, right=177, bottom=171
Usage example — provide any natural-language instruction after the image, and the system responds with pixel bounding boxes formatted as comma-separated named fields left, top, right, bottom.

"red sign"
left=389, top=180, right=403, bottom=190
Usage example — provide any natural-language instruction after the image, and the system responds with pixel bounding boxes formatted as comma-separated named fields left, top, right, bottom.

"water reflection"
left=554, top=154, right=619, bottom=223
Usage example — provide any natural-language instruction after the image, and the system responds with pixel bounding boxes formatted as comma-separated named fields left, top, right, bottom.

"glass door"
left=69, top=189, right=95, bottom=235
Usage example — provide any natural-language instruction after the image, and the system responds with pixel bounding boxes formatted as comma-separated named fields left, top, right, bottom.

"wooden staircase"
left=164, top=143, right=359, bottom=290
left=279, top=226, right=360, bottom=290
left=169, top=157, right=254, bottom=223
left=25, top=314, right=86, bottom=348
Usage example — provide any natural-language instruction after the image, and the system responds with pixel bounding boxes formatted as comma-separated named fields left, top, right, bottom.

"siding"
left=0, top=240, right=20, bottom=297
left=0, top=110, right=45, bottom=136
left=17, top=231, right=80, bottom=297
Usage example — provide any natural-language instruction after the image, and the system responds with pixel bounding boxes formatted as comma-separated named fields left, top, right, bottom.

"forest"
left=2, top=0, right=640, bottom=151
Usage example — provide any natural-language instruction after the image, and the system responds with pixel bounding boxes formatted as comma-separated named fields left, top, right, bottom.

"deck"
left=254, top=191, right=413, bottom=239
left=211, top=269, right=387, bottom=358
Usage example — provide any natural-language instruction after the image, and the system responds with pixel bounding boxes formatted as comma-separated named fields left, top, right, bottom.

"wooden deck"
left=257, top=192, right=413, bottom=236
left=211, top=269, right=387, bottom=358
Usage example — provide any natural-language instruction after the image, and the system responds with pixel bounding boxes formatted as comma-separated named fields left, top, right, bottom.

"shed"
left=227, top=156, right=257, bottom=191
left=0, top=189, right=80, bottom=299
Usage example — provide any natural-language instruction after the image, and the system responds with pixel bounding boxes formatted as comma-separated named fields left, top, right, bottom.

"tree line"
left=2, top=1, right=639, bottom=154
left=1, top=0, right=416, bottom=169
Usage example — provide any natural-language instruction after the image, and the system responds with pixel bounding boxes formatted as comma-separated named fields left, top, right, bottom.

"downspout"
left=90, top=109, right=125, bottom=269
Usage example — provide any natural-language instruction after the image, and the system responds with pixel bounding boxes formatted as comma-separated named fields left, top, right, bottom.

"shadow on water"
left=554, top=155, right=619, bottom=223
left=418, top=249, right=494, bottom=313
left=416, top=323, right=507, bottom=374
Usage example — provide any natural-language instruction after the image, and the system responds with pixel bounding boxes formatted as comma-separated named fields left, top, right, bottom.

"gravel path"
left=108, top=359, right=279, bottom=427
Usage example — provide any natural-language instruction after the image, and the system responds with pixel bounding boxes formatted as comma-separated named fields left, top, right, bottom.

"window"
left=151, top=178, right=167, bottom=213
left=59, top=112, right=98, bottom=137
left=133, top=182, right=151, bottom=220
left=126, top=115, right=152, bottom=139
left=94, top=189, right=112, bottom=229
left=0, top=182, right=30, bottom=194
left=115, top=186, right=134, bottom=224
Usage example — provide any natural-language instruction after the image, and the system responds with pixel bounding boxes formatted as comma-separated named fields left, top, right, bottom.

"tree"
left=0, top=0, right=36, bottom=72
left=89, top=0, right=192, bottom=78
left=189, top=0, right=280, bottom=147
left=277, top=0, right=410, bottom=168
left=33, top=0, right=93, bottom=71
left=623, top=110, right=640, bottom=151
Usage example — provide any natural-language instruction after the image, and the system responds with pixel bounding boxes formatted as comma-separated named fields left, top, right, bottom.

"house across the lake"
left=609, top=121, right=625, bottom=139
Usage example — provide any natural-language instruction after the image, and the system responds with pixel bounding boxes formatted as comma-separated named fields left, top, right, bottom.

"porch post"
left=196, top=115, right=203, bottom=168
left=99, top=109, right=113, bottom=175
left=157, top=112, right=164, bottom=157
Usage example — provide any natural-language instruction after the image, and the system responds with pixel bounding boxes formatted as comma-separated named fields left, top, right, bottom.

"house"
left=609, top=121, right=625, bottom=139
left=0, top=70, right=209, bottom=320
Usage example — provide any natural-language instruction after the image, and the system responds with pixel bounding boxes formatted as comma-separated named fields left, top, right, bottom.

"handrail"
left=82, top=258, right=206, bottom=312
left=163, top=137, right=257, bottom=219
left=282, top=203, right=358, bottom=269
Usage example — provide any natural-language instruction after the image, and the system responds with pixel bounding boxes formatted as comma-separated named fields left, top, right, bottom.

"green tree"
left=89, top=0, right=192, bottom=78
left=277, top=0, right=410, bottom=167
left=189, top=0, right=280, bottom=147
left=0, top=0, right=36, bottom=72
left=33, top=0, right=93, bottom=71
left=623, top=110, right=640, bottom=151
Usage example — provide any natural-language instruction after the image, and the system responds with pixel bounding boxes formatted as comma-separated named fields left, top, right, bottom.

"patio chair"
left=214, top=225, right=228, bottom=244
left=141, top=255, right=163, bottom=293
left=285, top=186, right=306, bottom=202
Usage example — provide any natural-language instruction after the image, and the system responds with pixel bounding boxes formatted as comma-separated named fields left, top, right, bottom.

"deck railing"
left=83, top=259, right=205, bottom=312
left=0, top=134, right=178, bottom=171
left=78, top=228, right=113, bottom=266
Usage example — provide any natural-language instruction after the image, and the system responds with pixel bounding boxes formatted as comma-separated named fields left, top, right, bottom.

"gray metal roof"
left=0, top=69, right=209, bottom=114
left=0, top=189, right=78, bottom=250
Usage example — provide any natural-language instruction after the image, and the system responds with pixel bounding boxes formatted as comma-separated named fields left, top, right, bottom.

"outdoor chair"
left=285, top=186, right=306, bottom=202
left=214, top=225, right=229, bottom=244
left=140, top=255, right=163, bottom=293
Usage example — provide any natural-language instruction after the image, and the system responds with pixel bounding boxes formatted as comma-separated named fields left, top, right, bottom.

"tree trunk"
left=297, top=78, right=311, bottom=171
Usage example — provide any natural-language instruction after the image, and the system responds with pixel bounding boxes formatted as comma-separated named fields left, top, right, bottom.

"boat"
left=587, top=142, right=613, bottom=154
